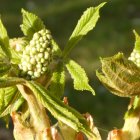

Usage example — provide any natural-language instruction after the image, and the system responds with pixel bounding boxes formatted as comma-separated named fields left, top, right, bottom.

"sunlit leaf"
left=133, top=30, right=140, bottom=52
left=63, top=2, right=106, bottom=57
left=0, top=86, right=24, bottom=117
left=66, top=59, right=95, bottom=95
left=52, top=39, right=62, bottom=57
left=0, top=61, right=11, bottom=76
left=0, top=77, right=25, bottom=88
left=21, top=9, right=45, bottom=38
left=97, top=53, right=140, bottom=97
left=129, top=31, right=140, bottom=67
left=0, top=19, right=11, bottom=59
left=26, top=81, right=96, bottom=139
left=49, top=62, right=65, bottom=98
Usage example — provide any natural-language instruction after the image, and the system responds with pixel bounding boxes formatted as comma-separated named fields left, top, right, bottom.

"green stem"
left=122, top=96, right=140, bottom=140
left=107, top=96, right=140, bottom=140
left=17, top=84, right=52, bottom=140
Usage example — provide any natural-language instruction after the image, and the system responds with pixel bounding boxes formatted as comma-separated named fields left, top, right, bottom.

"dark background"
left=0, top=0, right=140, bottom=139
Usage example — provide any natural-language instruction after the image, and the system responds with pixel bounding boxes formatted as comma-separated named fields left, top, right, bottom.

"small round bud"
left=28, top=71, right=33, bottom=76
left=39, top=48, right=44, bottom=52
left=38, top=53, right=43, bottom=58
left=34, top=71, right=40, bottom=78
left=30, top=58, right=36, bottom=64
left=40, top=58, right=45, bottom=63
left=33, top=33, right=40, bottom=40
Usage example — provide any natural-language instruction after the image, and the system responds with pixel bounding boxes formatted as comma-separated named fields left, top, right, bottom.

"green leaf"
left=97, top=53, right=140, bottom=97
left=96, top=71, right=126, bottom=97
left=9, top=48, right=21, bottom=64
left=133, top=30, right=140, bottom=52
left=26, top=81, right=96, bottom=139
left=52, top=39, right=62, bottom=57
left=128, top=31, right=140, bottom=67
left=0, top=47, right=6, bottom=58
left=58, top=122, right=77, bottom=140
left=21, top=9, right=45, bottom=38
left=0, top=77, right=25, bottom=88
left=0, top=19, right=11, bottom=59
left=49, top=62, right=65, bottom=98
left=0, top=61, right=11, bottom=76
left=65, top=59, right=95, bottom=95
left=0, top=86, right=24, bottom=117
left=63, top=2, right=106, bottom=57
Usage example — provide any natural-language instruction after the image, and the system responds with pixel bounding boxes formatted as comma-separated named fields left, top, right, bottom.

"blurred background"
left=0, top=0, right=140, bottom=139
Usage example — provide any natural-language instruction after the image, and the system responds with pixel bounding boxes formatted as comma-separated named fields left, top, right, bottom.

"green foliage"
left=0, top=77, right=25, bottom=88
left=0, top=19, right=11, bottom=59
left=0, top=61, right=11, bottom=76
left=129, top=31, right=140, bottom=67
left=96, top=53, right=140, bottom=97
left=66, top=59, right=95, bottom=95
left=10, top=48, right=21, bottom=64
left=49, top=62, right=65, bottom=98
left=0, top=86, right=23, bottom=117
left=21, top=9, right=45, bottom=38
left=0, top=2, right=106, bottom=139
left=133, top=30, right=140, bottom=52
left=63, top=2, right=106, bottom=58
left=51, top=39, right=62, bottom=57
left=26, top=81, right=96, bottom=139
left=95, top=30, right=140, bottom=139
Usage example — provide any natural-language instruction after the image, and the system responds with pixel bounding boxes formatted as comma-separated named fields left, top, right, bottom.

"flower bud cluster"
left=19, top=29, right=52, bottom=79
left=129, top=50, right=140, bottom=67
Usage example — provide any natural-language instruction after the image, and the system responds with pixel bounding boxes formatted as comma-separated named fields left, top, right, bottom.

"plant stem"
left=17, top=84, right=52, bottom=140
left=122, top=96, right=140, bottom=140
left=107, top=96, right=140, bottom=140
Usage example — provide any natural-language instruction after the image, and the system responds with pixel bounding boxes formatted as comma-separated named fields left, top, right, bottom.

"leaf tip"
left=21, top=8, right=26, bottom=14
left=88, top=85, right=96, bottom=96
left=133, top=29, right=140, bottom=38
left=91, top=89, right=96, bottom=95
left=97, top=2, right=107, bottom=9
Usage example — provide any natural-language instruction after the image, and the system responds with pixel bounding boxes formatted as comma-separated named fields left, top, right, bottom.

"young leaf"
left=63, top=2, right=106, bottom=57
left=49, top=62, right=65, bottom=98
left=65, top=59, right=95, bottom=95
left=0, top=77, right=25, bottom=88
left=96, top=71, right=127, bottom=97
left=0, top=19, right=11, bottom=59
left=133, top=30, right=140, bottom=52
left=21, top=9, right=45, bottom=38
left=0, top=61, right=11, bottom=76
left=26, top=81, right=96, bottom=139
left=9, top=48, right=21, bottom=64
left=52, top=39, right=62, bottom=57
left=0, top=86, right=24, bottom=117
left=129, top=31, right=140, bottom=67
left=0, top=47, right=6, bottom=58
left=97, top=53, right=140, bottom=97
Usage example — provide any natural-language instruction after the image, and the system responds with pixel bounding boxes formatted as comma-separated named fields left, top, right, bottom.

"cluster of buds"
left=129, top=50, right=140, bottom=67
left=19, top=29, right=52, bottom=79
